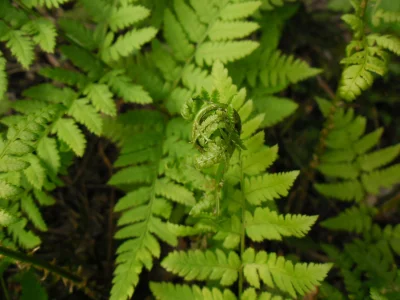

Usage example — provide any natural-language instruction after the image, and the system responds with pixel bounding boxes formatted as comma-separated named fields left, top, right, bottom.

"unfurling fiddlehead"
left=182, top=89, right=246, bottom=215
left=182, top=90, right=246, bottom=170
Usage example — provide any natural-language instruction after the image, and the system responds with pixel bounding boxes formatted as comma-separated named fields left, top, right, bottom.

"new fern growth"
left=146, top=62, right=331, bottom=300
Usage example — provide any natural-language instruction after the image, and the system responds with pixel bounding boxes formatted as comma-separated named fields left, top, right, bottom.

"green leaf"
left=318, top=162, right=359, bottom=179
left=321, top=206, right=374, bottom=233
left=220, top=2, right=262, bottom=20
left=52, top=118, right=86, bottom=157
left=173, top=0, right=206, bottom=42
left=245, top=207, right=317, bottom=241
left=68, top=98, right=103, bottom=135
left=23, top=154, right=46, bottom=190
left=242, top=248, right=332, bottom=297
left=244, top=171, right=299, bottom=205
left=21, top=193, right=47, bottom=231
left=208, top=21, right=259, bottom=41
left=84, top=84, right=117, bottom=117
left=150, top=282, right=237, bottom=300
left=109, top=5, right=150, bottom=32
left=0, top=180, right=21, bottom=200
left=0, top=207, right=18, bottom=227
left=23, top=18, right=56, bottom=52
left=362, top=163, right=400, bottom=194
left=196, top=41, right=259, bottom=66
left=155, top=178, right=196, bottom=206
left=162, top=249, right=240, bottom=286
left=164, top=8, right=194, bottom=61
left=37, top=137, right=60, bottom=175
left=106, top=27, right=158, bottom=61
left=315, top=180, right=364, bottom=202
left=0, top=155, right=29, bottom=172
left=106, top=73, right=152, bottom=104
left=58, top=18, right=97, bottom=50
left=4, top=30, right=34, bottom=69
left=254, top=96, right=298, bottom=127
left=357, top=144, right=400, bottom=172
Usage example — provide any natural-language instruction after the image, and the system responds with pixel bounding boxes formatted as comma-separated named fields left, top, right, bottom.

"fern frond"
left=0, top=207, right=17, bottom=227
left=362, top=164, right=400, bottom=194
left=172, top=0, right=206, bottom=42
left=242, top=248, right=332, bottom=298
left=68, top=99, right=103, bottom=136
left=162, top=249, right=240, bottom=285
left=22, top=18, right=56, bottom=52
left=208, top=21, right=259, bottom=41
left=244, top=171, right=299, bottom=205
left=104, top=27, right=158, bottom=61
left=109, top=5, right=150, bottom=32
left=39, top=67, right=89, bottom=88
left=20, top=194, right=47, bottom=231
left=52, top=118, right=86, bottom=157
left=60, top=45, right=104, bottom=79
left=220, top=2, right=262, bottom=20
left=0, top=180, right=21, bottom=200
left=3, top=30, right=34, bottom=69
left=321, top=205, right=375, bottom=233
left=150, top=282, right=237, bottom=300
left=315, top=180, right=364, bottom=202
left=317, top=162, right=359, bottom=179
left=84, top=84, right=117, bottom=117
left=254, top=96, right=298, bottom=128
left=104, top=71, right=152, bottom=104
left=109, top=110, right=192, bottom=300
left=373, top=9, right=400, bottom=26
left=369, top=34, right=400, bottom=56
left=58, top=19, right=97, bottom=50
left=258, top=50, right=322, bottom=90
left=245, top=207, right=317, bottom=241
left=196, top=41, right=259, bottom=66
left=357, top=144, right=400, bottom=172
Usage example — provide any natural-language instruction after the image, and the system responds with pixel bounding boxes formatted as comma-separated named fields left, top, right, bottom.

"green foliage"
left=314, top=98, right=400, bottom=203
left=0, top=0, right=399, bottom=299
left=129, top=0, right=261, bottom=114
left=338, top=0, right=400, bottom=101
left=146, top=62, right=331, bottom=300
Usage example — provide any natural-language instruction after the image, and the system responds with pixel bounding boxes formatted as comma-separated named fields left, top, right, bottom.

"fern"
left=146, top=62, right=331, bottom=300
left=130, top=0, right=261, bottom=114
left=0, top=1, right=57, bottom=69
left=0, top=106, right=60, bottom=249
left=338, top=0, right=400, bottom=101
left=108, top=110, right=201, bottom=299
left=227, top=8, right=320, bottom=128
left=314, top=97, right=400, bottom=203
left=372, top=8, right=400, bottom=26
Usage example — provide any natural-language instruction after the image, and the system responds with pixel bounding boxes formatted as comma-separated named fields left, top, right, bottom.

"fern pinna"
left=109, top=62, right=331, bottom=300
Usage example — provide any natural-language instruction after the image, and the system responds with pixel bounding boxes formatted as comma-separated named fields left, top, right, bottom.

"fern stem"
left=0, top=245, right=82, bottom=284
left=238, top=150, right=246, bottom=297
